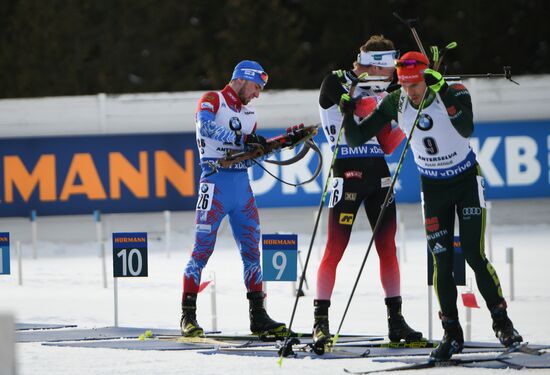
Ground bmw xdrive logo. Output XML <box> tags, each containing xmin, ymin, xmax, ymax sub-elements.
<box><xmin>417</xmin><ymin>114</ymin><xmax>433</xmax><ymax>131</ymax></box>
<box><xmin>201</xmin><ymin>184</ymin><xmax>209</xmax><ymax>193</ymax></box>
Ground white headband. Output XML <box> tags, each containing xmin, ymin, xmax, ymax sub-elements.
<box><xmin>357</xmin><ymin>50</ymin><xmax>398</xmax><ymax>67</ymax></box>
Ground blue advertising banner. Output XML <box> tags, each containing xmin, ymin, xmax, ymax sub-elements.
<box><xmin>0</xmin><ymin>232</ymin><xmax>10</xmax><ymax>275</ymax></box>
<box><xmin>250</xmin><ymin>120</ymin><xmax>550</xmax><ymax>206</ymax></box>
<box><xmin>0</xmin><ymin>119</ymin><xmax>548</xmax><ymax>217</ymax></box>
<box><xmin>0</xmin><ymin>133</ymin><xmax>199</xmax><ymax>216</ymax></box>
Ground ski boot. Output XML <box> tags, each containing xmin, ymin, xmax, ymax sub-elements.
<box><xmin>312</xmin><ymin>299</ymin><xmax>331</xmax><ymax>355</ymax></box>
<box><xmin>180</xmin><ymin>293</ymin><xmax>205</xmax><ymax>337</ymax></box>
<box><xmin>247</xmin><ymin>291</ymin><xmax>288</xmax><ymax>339</ymax></box>
<box><xmin>385</xmin><ymin>296</ymin><xmax>423</xmax><ymax>342</ymax></box>
<box><xmin>430</xmin><ymin>315</ymin><xmax>464</xmax><ymax>361</ymax></box>
<box><xmin>491</xmin><ymin>302</ymin><xmax>523</xmax><ymax>347</ymax></box>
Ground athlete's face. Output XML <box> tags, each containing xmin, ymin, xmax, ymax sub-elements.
<box><xmin>368</xmin><ymin>65</ymin><xmax>395</xmax><ymax>79</ymax></box>
<box><xmin>237</xmin><ymin>80</ymin><xmax>262</xmax><ymax>105</ymax></box>
<box><xmin>401</xmin><ymin>81</ymin><xmax>427</xmax><ymax>106</ymax></box>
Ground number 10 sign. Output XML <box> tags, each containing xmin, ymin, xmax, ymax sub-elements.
<box><xmin>112</xmin><ymin>232</ymin><xmax>148</xmax><ymax>277</ymax></box>
<box><xmin>262</xmin><ymin>234</ymin><xmax>297</xmax><ymax>281</ymax></box>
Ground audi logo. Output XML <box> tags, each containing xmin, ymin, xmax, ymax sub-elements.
<box><xmin>462</xmin><ymin>207</ymin><xmax>482</xmax><ymax>216</ymax></box>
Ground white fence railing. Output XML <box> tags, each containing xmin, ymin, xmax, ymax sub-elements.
<box><xmin>1</xmin><ymin>75</ymin><xmax>549</xmax><ymax>138</ymax></box>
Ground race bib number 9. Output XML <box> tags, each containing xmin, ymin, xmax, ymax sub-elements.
<box><xmin>329</xmin><ymin>177</ymin><xmax>343</xmax><ymax>208</ymax></box>
<box><xmin>197</xmin><ymin>183</ymin><xmax>215</xmax><ymax>211</ymax></box>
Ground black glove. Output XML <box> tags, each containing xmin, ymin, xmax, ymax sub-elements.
<box><xmin>233</xmin><ymin>130</ymin><xmax>243</xmax><ymax>146</ymax></box>
<box><xmin>244</xmin><ymin>133</ymin><xmax>267</xmax><ymax>149</ymax></box>
<box><xmin>339</xmin><ymin>93</ymin><xmax>357</xmax><ymax>115</ymax></box>
<box><xmin>285</xmin><ymin>123</ymin><xmax>305</xmax><ymax>145</ymax></box>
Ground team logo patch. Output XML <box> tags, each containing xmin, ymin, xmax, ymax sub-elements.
<box><xmin>417</xmin><ymin>113</ymin><xmax>433</xmax><ymax>131</ymax></box>
<box><xmin>196</xmin><ymin>224</ymin><xmax>212</xmax><ymax>233</ymax></box>
<box><xmin>344</xmin><ymin>192</ymin><xmax>357</xmax><ymax>201</ymax></box>
<box><xmin>344</xmin><ymin>170</ymin><xmax>363</xmax><ymax>179</ymax></box>
<box><xmin>229</xmin><ymin>117</ymin><xmax>242</xmax><ymax>130</ymax></box>
<box><xmin>204</xmin><ymin>93</ymin><xmax>216</xmax><ymax>101</ymax></box>
<box><xmin>425</xmin><ymin>217</ymin><xmax>439</xmax><ymax>232</ymax></box>
<box><xmin>462</xmin><ymin>207</ymin><xmax>482</xmax><ymax>219</ymax></box>
<box><xmin>339</xmin><ymin>213</ymin><xmax>354</xmax><ymax>225</ymax></box>
<box><xmin>446</xmin><ymin>105</ymin><xmax>457</xmax><ymax>116</ymax></box>
<box><xmin>200</xmin><ymin>102</ymin><xmax>214</xmax><ymax>111</ymax></box>
<box><xmin>431</xmin><ymin>242</ymin><xmax>447</xmax><ymax>254</ymax></box>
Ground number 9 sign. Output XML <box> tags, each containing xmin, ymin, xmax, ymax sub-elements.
<box><xmin>262</xmin><ymin>234</ymin><xmax>297</xmax><ymax>282</ymax></box>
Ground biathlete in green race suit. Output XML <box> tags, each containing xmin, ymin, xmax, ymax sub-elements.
<box><xmin>339</xmin><ymin>51</ymin><xmax>523</xmax><ymax>361</ymax></box>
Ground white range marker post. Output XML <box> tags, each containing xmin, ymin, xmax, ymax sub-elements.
<box><xmin>112</xmin><ymin>232</ymin><xmax>149</xmax><ymax>327</ymax></box>
<box><xmin>94</xmin><ymin>210</ymin><xmax>102</xmax><ymax>256</ymax></box>
<box><xmin>164</xmin><ymin>210</ymin><xmax>171</xmax><ymax>258</ymax></box>
<box><xmin>30</xmin><ymin>210</ymin><xmax>37</xmax><ymax>259</ymax></box>
<box><xmin>17</xmin><ymin>241</ymin><xmax>22</xmax><ymax>286</ymax></box>
<box><xmin>506</xmin><ymin>247</ymin><xmax>515</xmax><ymax>301</ymax></box>
<box><xmin>0</xmin><ymin>313</ymin><xmax>16</xmax><ymax>375</ymax></box>
<box><xmin>95</xmin><ymin>211</ymin><xmax>108</xmax><ymax>288</ymax></box>
<box><xmin>464</xmin><ymin>279</ymin><xmax>473</xmax><ymax>342</ymax></box>
<box><xmin>210</xmin><ymin>272</ymin><xmax>218</xmax><ymax>332</ymax></box>
<box><xmin>398</xmin><ymin>209</ymin><xmax>407</xmax><ymax>262</ymax></box>
<box><xmin>427</xmin><ymin>286</ymin><xmax>433</xmax><ymax>341</ymax></box>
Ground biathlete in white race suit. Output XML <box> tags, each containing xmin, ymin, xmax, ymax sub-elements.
<box><xmin>181</xmin><ymin>60</ymin><xmax>287</xmax><ymax>338</ymax></box>
<box><xmin>340</xmin><ymin>51</ymin><xmax>523</xmax><ymax>360</ymax></box>
<box><xmin>313</xmin><ymin>35</ymin><xmax>422</xmax><ymax>348</ymax></box>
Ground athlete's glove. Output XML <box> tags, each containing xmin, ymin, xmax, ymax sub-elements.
<box><xmin>339</xmin><ymin>93</ymin><xmax>357</xmax><ymax>115</ymax></box>
<box><xmin>244</xmin><ymin>133</ymin><xmax>267</xmax><ymax>149</ymax></box>
<box><xmin>423</xmin><ymin>68</ymin><xmax>448</xmax><ymax>93</ymax></box>
<box><xmin>334</xmin><ymin>69</ymin><xmax>367</xmax><ymax>87</ymax></box>
<box><xmin>286</xmin><ymin>123</ymin><xmax>305</xmax><ymax>145</ymax></box>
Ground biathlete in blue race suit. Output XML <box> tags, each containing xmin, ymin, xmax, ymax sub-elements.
<box><xmin>180</xmin><ymin>60</ymin><xmax>288</xmax><ymax>338</ymax></box>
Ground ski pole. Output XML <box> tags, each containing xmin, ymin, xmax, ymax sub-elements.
<box><xmin>433</xmin><ymin>42</ymin><xmax>457</xmax><ymax>71</ymax></box>
<box><xmin>393</xmin><ymin>13</ymin><xmax>428</xmax><ymax>57</ymax></box>
<box><xmin>277</xmin><ymin>76</ymin><xmax>365</xmax><ymax>363</ymax></box>
<box><xmin>333</xmin><ymin>86</ymin><xmax>432</xmax><ymax>343</ymax></box>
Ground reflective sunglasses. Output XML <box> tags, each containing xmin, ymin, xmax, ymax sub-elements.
<box><xmin>394</xmin><ymin>59</ymin><xmax>427</xmax><ymax>68</ymax></box>
<box><xmin>260</xmin><ymin>71</ymin><xmax>269</xmax><ymax>84</ymax></box>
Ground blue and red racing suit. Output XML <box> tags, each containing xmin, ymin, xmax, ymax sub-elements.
<box><xmin>183</xmin><ymin>85</ymin><xmax>264</xmax><ymax>295</ymax></box>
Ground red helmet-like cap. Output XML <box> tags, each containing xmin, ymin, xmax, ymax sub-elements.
<box><xmin>396</xmin><ymin>51</ymin><xmax>429</xmax><ymax>83</ymax></box>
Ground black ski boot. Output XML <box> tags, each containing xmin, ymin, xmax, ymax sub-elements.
<box><xmin>385</xmin><ymin>296</ymin><xmax>423</xmax><ymax>342</ymax></box>
<box><xmin>430</xmin><ymin>315</ymin><xmax>464</xmax><ymax>361</ymax></box>
<box><xmin>491</xmin><ymin>302</ymin><xmax>523</xmax><ymax>347</ymax></box>
<box><xmin>180</xmin><ymin>293</ymin><xmax>204</xmax><ymax>337</ymax></box>
<box><xmin>247</xmin><ymin>291</ymin><xmax>288</xmax><ymax>339</ymax></box>
<box><xmin>312</xmin><ymin>299</ymin><xmax>331</xmax><ymax>355</ymax></box>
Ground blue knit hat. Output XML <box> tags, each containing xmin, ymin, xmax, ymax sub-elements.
<box><xmin>231</xmin><ymin>60</ymin><xmax>268</xmax><ymax>88</ymax></box>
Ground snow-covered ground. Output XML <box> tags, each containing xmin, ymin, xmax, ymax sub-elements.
<box><xmin>1</xmin><ymin>201</ymin><xmax>550</xmax><ymax>375</ymax></box>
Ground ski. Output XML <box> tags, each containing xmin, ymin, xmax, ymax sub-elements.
<box><xmin>502</xmin><ymin>341</ymin><xmax>543</xmax><ymax>356</ymax></box>
<box><xmin>343</xmin><ymin>355</ymin><xmax>512</xmax><ymax>374</ymax></box>
<box><xmin>343</xmin><ymin>340</ymin><xmax>436</xmax><ymax>349</ymax></box>
<box><xmin>157</xmin><ymin>335</ymin><xmax>256</xmax><ymax>347</ymax></box>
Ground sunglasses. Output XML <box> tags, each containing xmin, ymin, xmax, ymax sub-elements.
<box><xmin>260</xmin><ymin>71</ymin><xmax>269</xmax><ymax>84</ymax></box>
<box><xmin>394</xmin><ymin>59</ymin><xmax>428</xmax><ymax>68</ymax></box>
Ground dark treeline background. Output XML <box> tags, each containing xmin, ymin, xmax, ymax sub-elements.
<box><xmin>1</xmin><ymin>0</ymin><xmax>549</xmax><ymax>98</ymax></box>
